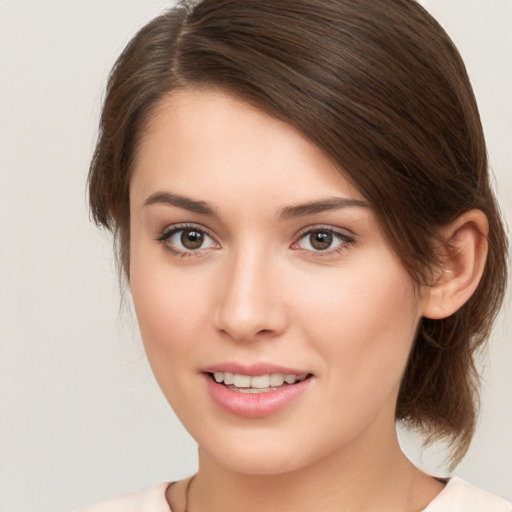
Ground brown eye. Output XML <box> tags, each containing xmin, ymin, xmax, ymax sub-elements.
<box><xmin>181</xmin><ymin>229</ymin><xmax>204</xmax><ymax>250</ymax></box>
<box><xmin>295</xmin><ymin>227</ymin><xmax>351</xmax><ymax>253</ymax></box>
<box><xmin>159</xmin><ymin>225</ymin><xmax>217</xmax><ymax>254</ymax></box>
<box><xmin>309</xmin><ymin>230</ymin><xmax>333</xmax><ymax>250</ymax></box>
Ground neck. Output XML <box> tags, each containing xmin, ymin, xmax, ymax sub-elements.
<box><xmin>188</xmin><ymin>425</ymin><xmax>440</xmax><ymax>512</ymax></box>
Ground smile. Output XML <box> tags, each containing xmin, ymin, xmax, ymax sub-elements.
<box><xmin>205</xmin><ymin>369</ymin><xmax>313</xmax><ymax>418</ymax></box>
<box><xmin>211</xmin><ymin>372</ymin><xmax>309</xmax><ymax>393</ymax></box>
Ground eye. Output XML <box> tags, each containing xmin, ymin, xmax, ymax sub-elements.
<box><xmin>157</xmin><ymin>224</ymin><xmax>218</xmax><ymax>254</ymax></box>
<box><xmin>294</xmin><ymin>227</ymin><xmax>353</xmax><ymax>253</ymax></box>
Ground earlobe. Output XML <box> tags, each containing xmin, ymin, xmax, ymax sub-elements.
<box><xmin>423</xmin><ymin>210</ymin><xmax>489</xmax><ymax>320</ymax></box>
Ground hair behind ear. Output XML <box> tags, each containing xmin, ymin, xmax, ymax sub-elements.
<box><xmin>398</xmin><ymin>205</ymin><xmax>506</xmax><ymax>468</ymax></box>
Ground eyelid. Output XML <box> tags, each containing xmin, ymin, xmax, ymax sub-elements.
<box><xmin>292</xmin><ymin>224</ymin><xmax>355</xmax><ymax>241</ymax></box>
<box><xmin>157</xmin><ymin>222</ymin><xmax>214</xmax><ymax>239</ymax></box>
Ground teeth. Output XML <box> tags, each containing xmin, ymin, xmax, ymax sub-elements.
<box><xmin>233</xmin><ymin>374</ymin><xmax>251</xmax><ymax>388</ymax></box>
<box><xmin>269</xmin><ymin>374</ymin><xmax>285</xmax><ymax>386</ymax></box>
<box><xmin>211</xmin><ymin>371</ymin><xmax>308</xmax><ymax>389</ymax></box>
<box><xmin>251</xmin><ymin>375</ymin><xmax>270</xmax><ymax>389</ymax></box>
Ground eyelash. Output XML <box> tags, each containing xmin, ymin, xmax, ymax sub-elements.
<box><xmin>155</xmin><ymin>223</ymin><xmax>356</xmax><ymax>259</ymax></box>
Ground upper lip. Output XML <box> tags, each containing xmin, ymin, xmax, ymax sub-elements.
<box><xmin>203</xmin><ymin>362</ymin><xmax>311</xmax><ymax>376</ymax></box>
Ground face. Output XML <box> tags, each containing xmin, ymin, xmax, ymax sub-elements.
<box><xmin>129</xmin><ymin>88</ymin><xmax>427</xmax><ymax>475</ymax></box>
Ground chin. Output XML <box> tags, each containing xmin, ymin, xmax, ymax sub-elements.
<box><xmin>206</xmin><ymin>445</ymin><xmax>313</xmax><ymax>476</ymax></box>
<box><xmin>196</xmin><ymin>426</ymin><xmax>339</xmax><ymax>477</ymax></box>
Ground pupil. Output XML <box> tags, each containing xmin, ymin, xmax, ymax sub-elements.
<box><xmin>181</xmin><ymin>229</ymin><xmax>204</xmax><ymax>249</ymax></box>
<box><xmin>311</xmin><ymin>231</ymin><xmax>332</xmax><ymax>250</ymax></box>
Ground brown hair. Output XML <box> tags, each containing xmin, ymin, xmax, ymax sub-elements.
<box><xmin>89</xmin><ymin>0</ymin><xmax>508</xmax><ymax>467</ymax></box>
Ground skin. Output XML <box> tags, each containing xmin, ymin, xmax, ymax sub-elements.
<box><xmin>129</xmin><ymin>88</ymin><xmax>448</xmax><ymax>512</ymax></box>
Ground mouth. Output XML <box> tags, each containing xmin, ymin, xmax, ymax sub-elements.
<box><xmin>208</xmin><ymin>371</ymin><xmax>311</xmax><ymax>393</ymax></box>
<box><xmin>204</xmin><ymin>366</ymin><xmax>314</xmax><ymax>417</ymax></box>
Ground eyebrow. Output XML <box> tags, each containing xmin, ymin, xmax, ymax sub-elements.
<box><xmin>143</xmin><ymin>191</ymin><xmax>369</xmax><ymax>220</ymax></box>
<box><xmin>277</xmin><ymin>197</ymin><xmax>370</xmax><ymax>220</ymax></box>
<box><xmin>143</xmin><ymin>191</ymin><xmax>220</xmax><ymax>217</ymax></box>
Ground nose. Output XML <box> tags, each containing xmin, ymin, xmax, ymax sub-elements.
<box><xmin>213</xmin><ymin>246</ymin><xmax>288</xmax><ymax>342</ymax></box>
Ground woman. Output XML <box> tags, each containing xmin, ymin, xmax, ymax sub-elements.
<box><xmin>81</xmin><ymin>0</ymin><xmax>510</xmax><ymax>510</ymax></box>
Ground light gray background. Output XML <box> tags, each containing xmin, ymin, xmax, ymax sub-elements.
<box><xmin>0</xmin><ymin>1</ymin><xmax>510</xmax><ymax>511</ymax></box>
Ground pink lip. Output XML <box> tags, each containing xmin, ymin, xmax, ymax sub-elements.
<box><xmin>203</xmin><ymin>362</ymin><xmax>309</xmax><ymax>376</ymax></box>
<box><xmin>204</xmin><ymin>370</ymin><xmax>313</xmax><ymax>419</ymax></box>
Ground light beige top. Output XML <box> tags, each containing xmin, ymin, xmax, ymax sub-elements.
<box><xmin>77</xmin><ymin>477</ymin><xmax>512</xmax><ymax>512</ymax></box>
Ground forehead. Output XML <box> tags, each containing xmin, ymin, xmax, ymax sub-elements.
<box><xmin>130</xmin><ymin>87</ymin><xmax>364</xmax><ymax>208</ymax></box>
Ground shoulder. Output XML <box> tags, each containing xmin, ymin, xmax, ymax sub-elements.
<box><xmin>75</xmin><ymin>482</ymin><xmax>171</xmax><ymax>512</ymax></box>
<box><xmin>423</xmin><ymin>477</ymin><xmax>512</xmax><ymax>512</ymax></box>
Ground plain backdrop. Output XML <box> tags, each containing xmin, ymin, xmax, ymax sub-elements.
<box><xmin>0</xmin><ymin>1</ymin><xmax>511</xmax><ymax>511</ymax></box>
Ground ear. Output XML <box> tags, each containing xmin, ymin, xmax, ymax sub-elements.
<box><xmin>423</xmin><ymin>210</ymin><xmax>489</xmax><ymax>320</ymax></box>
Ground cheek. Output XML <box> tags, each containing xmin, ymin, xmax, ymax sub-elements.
<box><xmin>129</xmin><ymin>263</ymin><xmax>216</xmax><ymax>426</ymax></box>
<box><xmin>296</xmin><ymin>259</ymin><xmax>420</xmax><ymax>400</ymax></box>
<box><xmin>131</xmin><ymin>274</ymin><xmax>202</xmax><ymax>342</ymax></box>
<box><xmin>129</xmin><ymin>244</ymin><xmax>212</xmax><ymax>373</ymax></box>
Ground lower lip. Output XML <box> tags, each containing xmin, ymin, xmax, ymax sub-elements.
<box><xmin>205</xmin><ymin>374</ymin><xmax>312</xmax><ymax>418</ymax></box>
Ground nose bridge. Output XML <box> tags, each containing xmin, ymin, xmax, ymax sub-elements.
<box><xmin>215</xmin><ymin>240</ymin><xmax>287</xmax><ymax>341</ymax></box>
